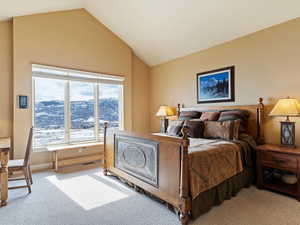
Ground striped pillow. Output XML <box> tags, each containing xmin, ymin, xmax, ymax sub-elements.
<box><xmin>178</xmin><ymin>111</ymin><xmax>201</xmax><ymax>120</ymax></box>
<box><xmin>218</xmin><ymin>110</ymin><xmax>250</xmax><ymax>133</ymax></box>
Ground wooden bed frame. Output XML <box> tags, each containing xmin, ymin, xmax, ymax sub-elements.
<box><xmin>103</xmin><ymin>98</ymin><xmax>265</xmax><ymax>225</ymax></box>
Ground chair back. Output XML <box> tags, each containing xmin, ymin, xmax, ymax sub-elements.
<box><xmin>24</xmin><ymin>127</ymin><xmax>33</xmax><ymax>167</ymax></box>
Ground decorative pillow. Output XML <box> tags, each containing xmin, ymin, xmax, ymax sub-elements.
<box><xmin>178</xmin><ymin>111</ymin><xmax>201</xmax><ymax>120</ymax></box>
<box><xmin>218</xmin><ymin>110</ymin><xmax>250</xmax><ymax>133</ymax></box>
<box><xmin>183</xmin><ymin>119</ymin><xmax>204</xmax><ymax>138</ymax></box>
<box><xmin>167</xmin><ymin>120</ymin><xmax>184</xmax><ymax>136</ymax></box>
<box><xmin>232</xmin><ymin>119</ymin><xmax>241</xmax><ymax>140</ymax></box>
<box><xmin>203</xmin><ymin>120</ymin><xmax>235</xmax><ymax>140</ymax></box>
<box><xmin>200</xmin><ymin>111</ymin><xmax>220</xmax><ymax>121</ymax></box>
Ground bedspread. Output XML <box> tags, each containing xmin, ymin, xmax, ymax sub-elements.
<box><xmin>188</xmin><ymin>138</ymin><xmax>243</xmax><ymax>199</ymax></box>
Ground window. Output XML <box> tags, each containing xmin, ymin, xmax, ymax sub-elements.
<box><xmin>70</xmin><ymin>81</ymin><xmax>96</xmax><ymax>142</ymax></box>
<box><xmin>32</xmin><ymin>65</ymin><xmax>124</xmax><ymax>150</ymax></box>
<box><xmin>99</xmin><ymin>83</ymin><xmax>123</xmax><ymax>133</ymax></box>
<box><xmin>33</xmin><ymin>78</ymin><xmax>65</xmax><ymax>146</ymax></box>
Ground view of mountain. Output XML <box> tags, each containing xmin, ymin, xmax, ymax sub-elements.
<box><xmin>35</xmin><ymin>98</ymin><xmax>119</xmax><ymax>129</ymax></box>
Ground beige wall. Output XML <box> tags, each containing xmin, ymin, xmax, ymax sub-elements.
<box><xmin>132</xmin><ymin>55</ymin><xmax>150</xmax><ymax>133</ymax></box>
<box><xmin>11</xmin><ymin>9</ymin><xmax>149</xmax><ymax>165</ymax></box>
<box><xmin>150</xmin><ymin>17</ymin><xmax>300</xmax><ymax>145</ymax></box>
<box><xmin>0</xmin><ymin>20</ymin><xmax>13</xmax><ymax>138</ymax></box>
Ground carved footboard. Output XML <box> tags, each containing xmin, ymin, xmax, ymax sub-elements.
<box><xmin>114</xmin><ymin>135</ymin><xmax>159</xmax><ymax>187</ymax></box>
<box><xmin>103</xmin><ymin>126</ymin><xmax>191</xmax><ymax>225</ymax></box>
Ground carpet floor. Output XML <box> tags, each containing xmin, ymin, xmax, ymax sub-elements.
<box><xmin>1</xmin><ymin>168</ymin><xmax>300</xmax><ymax>225</ymax></box>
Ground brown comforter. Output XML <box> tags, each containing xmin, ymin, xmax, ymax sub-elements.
<box><xmin>188</xmin><ymin>138</ymin><xmax>243</xmax><ymax>199</ymax></box>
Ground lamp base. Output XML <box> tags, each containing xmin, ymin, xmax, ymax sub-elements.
<box><xmin>160</xmin><ymin>118</ymin><xmax>169</xmax><ymax>133</ymax></box>
<box><xmin>280</xmin><ymin>121</ymin><xmax>296</xmax><ymax>148</ymax></box>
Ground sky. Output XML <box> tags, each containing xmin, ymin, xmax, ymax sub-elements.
<box><xmin>35</xmin><ymin>77</ymin><xmax>120</xmax><ymax>102</ymax></box>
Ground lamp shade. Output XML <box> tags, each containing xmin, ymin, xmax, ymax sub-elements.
<box><xmin>269</xmin><ymin>97</ymin><xmax>300</xmax><ymax>117</ymax></box>
<box><xmin>156</xmin><ymin>105</ymin><xmax>174</xmax><ymax>117</ymax></box>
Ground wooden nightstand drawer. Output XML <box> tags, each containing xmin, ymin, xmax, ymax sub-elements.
<box><xmin>261</xmin><ymin>151</ymin><xmax>297</xmax><ymax>170</ymax></box>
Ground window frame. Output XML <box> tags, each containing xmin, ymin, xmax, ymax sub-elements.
<box><xmin>32</xmin><ymin>65</ymin><xmax>124</xmax><ymax>151</ymax></box>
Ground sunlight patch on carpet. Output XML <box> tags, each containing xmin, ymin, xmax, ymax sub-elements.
<box><xmin>47</xmin><ymin>175</ymin><xmax>129</xmax><ymax>210</ymax></box>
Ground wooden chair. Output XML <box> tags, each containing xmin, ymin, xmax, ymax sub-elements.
<box><xmin>8</xmin><ymin>127</ymin><xmax>33</xmax><ymax>193</ymax></box>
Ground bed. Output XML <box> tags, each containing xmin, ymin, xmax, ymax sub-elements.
<box><xmin>102</xmin><ymin>98</ymin><xmax>265</xmax><ymax>225</ymax></box>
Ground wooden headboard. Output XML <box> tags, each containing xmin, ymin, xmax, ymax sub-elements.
<box><xmin>177</xmin><ymin>98</ymin><xmax>265</xmax><ymax>144</ymax></box>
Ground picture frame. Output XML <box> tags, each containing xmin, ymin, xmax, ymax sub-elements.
<box><xmin>196</xmin><ymin>66</ymin><xmax>235</xmax><ymax>104</ymax></box>
<box><xmin>18</xmin><ymin>95</ymin><xmax>28</xmax><ymax>109</ymax></box>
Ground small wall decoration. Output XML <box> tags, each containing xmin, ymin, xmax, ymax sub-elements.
<box><xmin>18</xmin><ymin>95</ymin><xmax>28</xmax><ymax>109</ymax></box>
<box><xmin>197</xmin><ymin>66</ymin><xmax>235</xmax><ymax>104</ymax></box>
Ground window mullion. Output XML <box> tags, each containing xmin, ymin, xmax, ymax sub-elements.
<box><xmin>32</xmin><ymin>78</ymin><xmax>35</xmax><ymax>128</ymax></box>
<box><xmin>65</xmin><ymin>80</ymin><xmax>70</xmax><ymax>144</ymax></box>
<box><xmin>120</xmin><ymin>85</ymin><xmax>124</xmax><ymax>130</ymax></box>
<box><xmin>32</xmin><ymin>78</ymin><xmax>36</xmax><ymax>148</ymax></box>
<box><xmin>94</xmin><ymin>83</ymin><xmax>99</xmax><ymax>141</ymax></box>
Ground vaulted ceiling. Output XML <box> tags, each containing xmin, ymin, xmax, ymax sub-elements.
<box><xmin>1</xmin><ymin>0</ymin><xmax>300</xmax><ymax>66</ymax></box>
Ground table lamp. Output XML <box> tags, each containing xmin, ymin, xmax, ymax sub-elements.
<box><xmin>156</xmin><ymin>105</ymin><xmax>174</xmax><ymax>133</ymax></box>
<box><xmin>269</xmin><ymin>97</ymin><xmax>300</xmax><ymax>147</ymax></box>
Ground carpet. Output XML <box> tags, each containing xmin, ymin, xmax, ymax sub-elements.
<box><xmin>1</xmin><ymin>168</ymin><xmax>300</xmax><ymax>225</ymax></box>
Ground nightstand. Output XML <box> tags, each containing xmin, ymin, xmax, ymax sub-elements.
<box><xmin>256</xmin><ymin>144</ymin><xmax>300</xmax><ymax>201</ymax></box>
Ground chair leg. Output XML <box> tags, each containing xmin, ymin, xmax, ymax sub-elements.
<box><xmin>23</xmin><ymin>167</ymin><xmax>31</xmax><ymax>194</ymax></box>
<box><xmin>28</xmin><ymin>166</ymin><xmax>33</xmax><ymax>185</ymax></box>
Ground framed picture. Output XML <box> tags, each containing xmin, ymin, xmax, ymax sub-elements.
<box><xmin>197</xmin><ymin>66</ymin><xmax>235</xmax><ymax>104</ymax></box>
<box><xmin>18</xmin><ymin>95</ymin><xmax>28</xmax><ymax>109</ymax></box>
